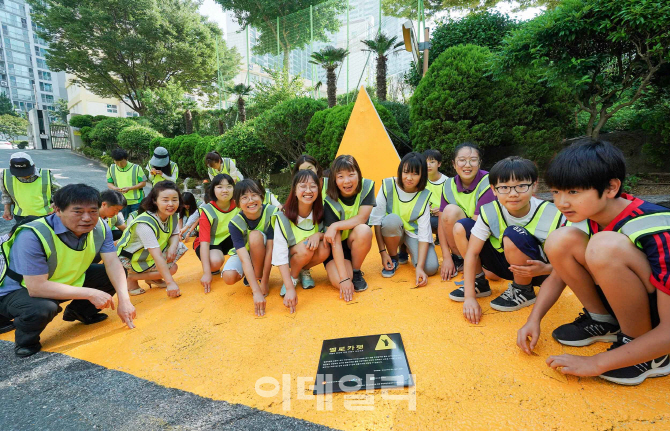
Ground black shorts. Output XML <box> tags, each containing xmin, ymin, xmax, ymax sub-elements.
<box><xmin>195</xmin><ymin>237</ymin><xmax>234</xmax><ymax>261</ymax></box>
<box><xmin>324</xmin><ymin>239</ymin><xmax>352</xmax><ymax>266</ymax></box>
<box><xmin>111</xmin><ymin>230</ymin><xmax>123</xmax><ymax>241</ymax></box>
<box><xmin>596</xmin><ymin>285</ymin><xmax>660</xmax><ymax>328</ymax></box>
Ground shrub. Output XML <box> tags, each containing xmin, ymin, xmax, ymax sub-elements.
<box><xmin>218</xmin><ymin>119</ymin><xmax>278</xmax><ymax>183</ymax></box>
<box><xmin>69</xmin><ymin>114</ymin><xmax>94</xmax><ymax>128</ymax></box>
<box><xmin>118</xmin><ymin>125</ymin><xmax>162</xmax><ymax>161</ymax></box>
<box><xmin>17</xmin><ymin>140</ymin><xmax>28</xmax><ymax>149</ymax></box>
<box><xmin>254</xmin><ymin>97</ymin><xmax>328</xmax><ymax>165</ymax></box>
<box><xmin>100</xmin><ymin>154</ymin><xmax>114</xmax><ymax>166</ymax></box>
<box><xmin>89</xmin><ymin>117</ymin><xmax>136</xmax><ymax>152</ymax></box>
<box><xmin>147</xmin><ymin>134</ymin><xmax>218</xmax><ymax>179</ymax></box>
<box><xmin>79</xmin><ymin>126</ymin><xmax>93</xmax><ymax>146</ymax></box>
<box><xmin>379</xmin><ymin>101</ymin><xmax>411</xmax><ymax>145</ymax></box>
<box><xmin>93</xmin><ymin>115</ymin><xmax>110</xmax><ymax>122</ymax></box>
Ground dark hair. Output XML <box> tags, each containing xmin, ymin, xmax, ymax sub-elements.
<box><xmin>422</xmin><ymin>149</ymin><xmax>442</xmax><ymax>163</ymax></box>
<box><xmin>292</xmin><ymin>154</ymin><xmax>322</xmax><ymax>179</ymax></box>
<box><xmin>327</xmin><ymin>155</ymin><xmax>362</xmax><ymax>200</ymax></box>
<box><xmin>233</xmin><ymin>179</ymin><xmax>265</xmax><ymax>204</ymax></box>
<box><xmin>489</xmin><ymin>156</ymin><xmax>538</xmax><ymax>186</ymax></box>
<box><xmin>397</xmin><ymin>152</ymin><xmax>428</xmax><ymax>191</ymax></box>
<box><xmin>180</xmin><ymin>191</ymin><xmax>198</xmax><ymax>219</ymax></box>
<box><xmin>140</xmin><ymin>181</ymin><xmax>182</xmax><ymax>214</ymax></box>
<box><xmin>283</xmin><ymin>169</ymin><xmax>324</xmax><ymax>225</ymax></box>
<box><xmin>205</xmin><ymin>151</ymin><xmax>223</xmax><ymax>167</ymax></box>
<box><xmin>53</xmin><ymin>184</ymin><xmax>101</xmax><ymax>211</ymax></box>
<box><xmin>453</xmin><ymin>142</ymin><xmax>482</xmax><ymax>161</ymax></box>
<box><xmin>100</xmin><ymin>190</ymin><xmax>127</xmax><ymax>208</ymax></box>
<box><xmin>207</xmin><ymin>173</ymin><xmax>235</xmax><ymax>203</ymax></box>
<box><xmin>151</xmin><ymin>161</ymin><xmax>172</xmax><ymax>177</ymax></box>
<box><xmin>545</xmin><ymin>139</ymin><xmax>626</xmax><ymax>198</ymax></box>
<box><xmin>111</xmin><ymin>148</ymin><xmax>128</xmax><ymax>161</ymax></box>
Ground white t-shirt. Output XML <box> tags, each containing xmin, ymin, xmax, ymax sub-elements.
<box><xmin>124</xmin><ymin>211</ymin><xmax>174</xmax><ymax>253</ymax></box>
<box><xmin>471</xmin><ymin>197</ymin><xmax>543</xmax><ymax>241</ymax></box>
<box><xmin>271</xmin><ymin>211</ymin><xmax>316</xmax><ymax>266</ymax></box>
<box><xmin>369</xmin><ymin>179</ymin><xmax>433</xmax><ymax>242</ymax></box>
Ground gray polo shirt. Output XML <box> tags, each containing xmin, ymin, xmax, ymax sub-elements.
<box><xmin>0</xmin><ymin>214</ymin><xmax>115</xmax><ymax>296</ymax></box>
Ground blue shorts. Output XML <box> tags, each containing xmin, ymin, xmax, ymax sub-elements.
<box><xmin>430</xmin><ymin>215</ymin><xmax>439</xmax><ymax>232</ymax></box>
<box><xmin>457</xmin><ymin>218</ymin><xmax>548</xmax><ymax>286</ymax></box>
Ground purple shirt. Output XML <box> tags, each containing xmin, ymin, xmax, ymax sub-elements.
<box><xmin>439</xmin><ymin>170</ymin><xmax>496</xmax><ymax>216</ymax></box>
<box><xmin>0</xmin><ymin>214</ymin><xmax>115</xmax><ymax>296</ymax></box>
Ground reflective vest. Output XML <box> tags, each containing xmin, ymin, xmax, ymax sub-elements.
<box><xmin>479</xmin><ymin>200</ymin><xmax>563</xmax><ymax>253</ymax></box>
<box><xmin>104</xmin><ymin>215</ymin><xmax>120</xmax><ymax>231</ymax></box>
<box><xmin>116</xmin><ymin>212</ymin><xmax>178</xmax><ymax>273</ymax></box>
<box><xmin>275</xmin><ymin>212</ymin><xmax>322</xmax><ymax>247</ymax></box>
<box><xmin>263</xmin><ymin>190</ymin><xmax>275</xmax><ymax>206</ymax></box>
<box><xmin>619</xmin><ymin>212</ymin><xmax>670</xmax><ymax>247</ymax></box>
<box><xmin>324</xmin><ymin>178</ymin><xmax>375</xmax><ymax>241</ymax></box>
<box><xmin>200</xmin><ymin>202</ymin><xmax>240</xmax><ymax>246</ymax></box>
<box><xmin>207</xmin><ymin>158</ymin><xmax>235</xmax><ymax>179</ymax></box>
<box><xmin>3</xmin><ymin>168</ymin><xmax>52</xmax><ymax>216</ymax></box>
<box><xmin>425</xmin><ymin>175</ymin><xmax>447</xmax><ymax>210</ymax></box>
<box><xmin>382</xmin><ymin>177</ymin><xmax>432</xmax><ymax>236</ymax></box>
<box><xmin>108</xmin><ymin>163</ymin><xmax>143</xmax><ymax>204</ymax></box>
<box><xmin>322</xmin><ymin>177</ymin><xmax>329</xmax><ymax>202</ymax></box>
<box><xmin>0</xmin><ymin>217</ymin><xmax>106</xmax><ymax>288</ymax></box>
<box><xmin>565</xmin><ymin>219</ymin><xmax>593</xmax><ymax>236</ymax></box>
<box><xmin>127</xmin><ymin>210</ymin><xmax>138</xmax><ymax>224</ymax></box>
<box><xmin>228</xmin><ymin>204</ymin><xmax>277</xmax><ymax>254</ymax></box>
<box><xmin>147</xmin><ymin>161</ymin><xmax>178</xmax><ymax>185</ymax></box>
<box><xmin>442</xmin><ymin>174</ymin><xmax>491</xmax><ymax>218</ymax></box>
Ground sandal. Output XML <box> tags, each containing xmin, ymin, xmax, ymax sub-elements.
<box><xmin>129</xmin><ymin>287</ymin><xmax>146</xmax><ymax>296</ymax></box>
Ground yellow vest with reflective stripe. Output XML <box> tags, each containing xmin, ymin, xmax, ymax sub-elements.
<box><xmin>441</xmin><ymin>174</ymin><xmax>490</xmax><ymax>218</ymax></box>
<box><xmin>3</xmin><ymin>168</ymin><xmax>52</xmax><ymax>216</ymax></box>
<box><xmin>0</xmin><ymin>217</ymin><xmax>105</xmax><ymax>287</ymax></box>
<box><xmin>147</xmin><ymin>161</ymin><xmax>178</xmax><ymax>185</ymax></box>
<box><xmin>275</xmin><ymin>212</ymin><xmax>321</xmax><ymax>247</ymax></box>
<box><xmin>229</xmin><ymin>204</ymin><xmax>277</xmax><ymax>254</ymax></box>
<box><xmin>116</xmin><ymin>212</ymin><xmax>178</xmax><ymax>273</ymax></box>
<box><xmin>425</xmin><ymin>175</ymin><xmax>447</xmax><ymax>209</ymax></box>
<box><xmin>200</xmin><ymin>203</ymin><xmax>240</xmax><ymax>246</ymax></box>
<box><xmin>479</xmin><ymin>200</ymin><xmax>563</xmax><ymax>253</ymax></box>
<box><xmin>324</xmin><ymin>178</ymin><xmax>375</xmax><ymax>241</ymax></box>
<box><xmin>207</xmin><ymin>158</ymin><xmax>235</xmax><ymax>179</ymax></box>
<box><xmin>382</xmin><ymin>178</ymin><xmax>432</xmax><ymax>235</ymax></box>
<box><xmin>321</xmin><ymin>177</ymin><xmax>329</xmax><ymax>203</ymax></box>
<box><xmin>565</xmin><ymin>219</ymin><xmax>593</xmax><ymax>236</ymax></box>
<box><xmin>619</xmin><ymin>212</ymin><xmax>670</xmax><ymax>247</ymax></box>
<box><xmin>108</xmin><ymin>163</ymin><xmax>143</xmax><ymax>204</ymax></box>
<box><xmin>263</xmin><ymin>190</ymin><xmax>276</xmax><ymax>206</ymax></box>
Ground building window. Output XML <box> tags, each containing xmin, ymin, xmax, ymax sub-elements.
<box><xmin>41</xmin><ymin>94</ymin><xmax>53</xmax><ymax>104</ymax></box>
<box><xmin>126</xmin><ymin>111</ymin><xmax>139</xmax><ymax>117</ymax></box>
<box><xmin>36</xmin><ymin>59</ymin><xmax>48</xmax><ymax>69</ymax></box>
<box><xmin>38</xmin><ymin>70</ymin><xmax>51</xmax><ymax>81</ymax></box>
<box><xmin>107</xmin><ymin>104</ymin><xmax>117</xmax><ymax>113</ymax></box>
<box><xmin>38</xmin><ymin>81</ymin><xmax>52</xmax><ymax>92</ymax></box>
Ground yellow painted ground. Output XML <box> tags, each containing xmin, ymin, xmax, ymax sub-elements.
<box><xmin>2</xmin><ymin>242</ymin><xmax>668</xmax><ymax>430</ymax></box>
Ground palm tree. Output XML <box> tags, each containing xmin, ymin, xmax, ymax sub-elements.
<box><xmin>309</xmin><ymin>46</ymin><xmax>349</xmax><ymax>108</ymax></box>
<box><xmin>361</xmin><ymin>33</ymin><xmax>405</xmax><ymax>101</ymax></box>
<box><xmin>227</xmin><ymin>83</ymin><xmax>253</xmax><ymax>122</ymax></box>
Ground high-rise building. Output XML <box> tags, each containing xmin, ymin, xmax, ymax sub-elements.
<box><xmin>0</xmin><ymin>0</ymin><xmax>67</xmax><ymax>121</ymax></box>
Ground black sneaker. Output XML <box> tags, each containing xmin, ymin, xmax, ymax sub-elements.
<box><xmin>448</xmin><ymin>277</ymin><xmax>491</xmax><ymax>302</ymax></box>
<box><xmin>552</xmin><ymin>308</ymin><xmax>620</xmax><ymax>347</ymax></box>
<box><xmin>489</xmin><ymin>283</ymin><xmax>536</xmax><ymax>311</ymax></box>
<box><xmin>352</xmin><ymin>270</ymin><xmax>368</xmax><ymax>292</ymax></box>
<box><xmin>243</xmin><ymin>277</ymin><xmax>249</xmax><ymax>287</ymax></box>
<box><xmin>599</xmin><ymin>333</ymin><xmax>670</xmax><ymax>385</ymax></box>
<box><xmin>451</xmin><ymin>254</ymin><xmax>464</xmax><ymax>273</ymax></box>
<box><xmin>398</xmin><ymin>251</ymin><xmax>409</xmax><ymax>265</ymax></box>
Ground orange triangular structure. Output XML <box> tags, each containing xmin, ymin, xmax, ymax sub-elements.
<box><xmin>336</xmin><ymin>86</ymin><xmax>401</xmax><ymax>193</ymax></box>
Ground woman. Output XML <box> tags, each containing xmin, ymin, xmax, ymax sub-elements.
<box><xmin>205</xmin><ymin>151</ymin><xmax>244</xmax><ymax>182</ymax></box>
<box><xmin>146</xmin><ymin>146</ymin><xmax>179</xmax><ymax>185</ymax></box>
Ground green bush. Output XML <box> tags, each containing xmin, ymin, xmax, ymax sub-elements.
<box><xmin>218</xmin><ymin>119</ymin><xmax>278</xmax><ymax>183</ymax></box>
<box><xmin>254</xmin><ymin>97</ymin><xmax>328</xmax><ymax>165</ymax></box>
<box><xmin>79</xmin><ymin>126</ymin><xmax>93</xmax><ymax>146</ymax></box>
<box><xmin>148</xmin><ymin>134</ymin><xmax>218</xmax><ymax>179</ymax></box>
<box><xmin>637</xmin><ymin>107</ymin><xmax>670</xmax><ymax>167</ymax></box>
<box><xmin>69</xmin><ymin>114</ymin><xmax>94</xmax><ymax>128</ymax></box>
<box><xmin>305</xmin><ymin>101</ymin><xmax>408</xmax><ymax>168</ymax></box>
<box><xmin>118</xmin><ymin>125</ymin><xmax>162</xmax><ymax>161</ymax></box>
<box><xmin>93</xmin><ymin>115</ymin><xmax>110</xmax><ymax>123</ymax></box>
<box><xmin>81</xmin><ymin>146</ymin><xmax>102</xmax><ymax>159</ymax></box>
<box><xmin>100</xmin><ymin>154</ymin><xmax>114</xmax><ymax>166</ymax></box>
<box><xmin>17</xmin><ymin>140</ymin><xmax>28</xmax><ymax>149</ymax></box>
<box><xmin>89</xmin><ymin>117</ymin><xmax>136</xmax><ymax>152</ymax></box>
<box><xmin>379</xmin><ymin>101</ymin><xmax>411</xmax><ymax>146</ymax></box>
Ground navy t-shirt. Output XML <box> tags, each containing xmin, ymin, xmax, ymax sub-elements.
<box><xmin>229</xmin><ymin>204</ymin><xmax>275</xmax><ymax>250</ymax></box>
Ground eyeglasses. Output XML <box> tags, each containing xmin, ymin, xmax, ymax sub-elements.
<box><xmin>456</xmin><ymin>158</ymin><xmax>480</xmax><ymax>167</ymax></box>
<box><xmin>494</xmin><ymin>184</ymin><xmax>533</xmax><ymax>194</ymax></box>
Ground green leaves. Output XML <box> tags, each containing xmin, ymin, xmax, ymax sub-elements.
<box><xmin>0</xmin><ymin>114</ymin><xmax>29</xmax><ymax>142</ymax></box>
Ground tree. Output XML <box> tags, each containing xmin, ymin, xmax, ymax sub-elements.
<box><xmin>215</xmin><ymin>0</ymin><xmax>345</xmax><ymax>72</ymax></box>
<box><xmin>117</xmin><ymin>125</ymin><xmax>163</xmax><ymax>161</ymax></box>
<box><xmin>252</xmin><ymin>68</ymin><xmax>308</xmax><ymax>113</ymax></box>
<box><xmin>310</xmin><ymin>46</ymin><xmax>349</xmax><ymax>108</ymax></box>
<box><xmin>0</xmin><ymin>114</ymin><xmax>29</xmax><ymax>143</ymax></box>
<box><xmin>29</xmin><ymin>0</ymin><xmax>233</xmax><ymax>115</ymax></box>
<box><xmin>0</xmin><ymin>93</ymin><xmax>16</xmax><ymax>116</ymax></box>
<box><xmin>498</xmin><ymin>0</ymin><xmax>670</xmax><ymax>140</ymax></box>
<box><xmin>54</xmin><ymin>99</ymin><xmax>70</xmax><ymax>124</ymax></box>
<box><xmin>383</xmin><ymin>0</ymin><xmax>561</xmax><ymax>21</ymax></box>
<box><xmin>227</xmin><ymin>84</ymin><xmax>253</xmax><ymax>122</ymax></box>
<box><xmin>362</xmin><ymin>33</ymin><xmax>405</xmax><ymax>101</ymax></box>
<box><xmin>139</xmin><ymin>83</ymin><xmax>192</xmax><ymax>137</ymax></box>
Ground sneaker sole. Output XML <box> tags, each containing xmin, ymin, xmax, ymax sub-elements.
<box><xmin>381</xmin><ymin>271</ymin><xmax>396</xmax><ymax>278</ymax></box>
<box><xmin>552</xmin><ymin>333</ymin><xmax>619</xmax><ymax>347</ymax></box>
<box><xmin>490</xmin><ymin>297</ymin><xmax>536</xmax><ymax>312</ymax></box>
<box><xmin>599</xmin><ymin>363</ymin><xmax>670</xmax><ymax>386</ymax></box>
<box><xmin>398</xmin><ymin>260</ymin><xmax>409</xmax><ymax>265</ymax></box>
<box><xmin>302</xmin><ymin>284</ymin><xmax>315</xmax><ymax>289</ymax></box>
<box><xmin>448</xmin><ymin>291</ymin><xmax>492</xmax><ymax>302</ymax></box>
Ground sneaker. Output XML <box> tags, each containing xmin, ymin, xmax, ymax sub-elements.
<box><xmin>448</xmin><ymin>277</ymin><xmax>492</xmax><ymax>302</ymax></box>
<box><xmin>552</xmin><ymin>308</ymin><xmax>620</xmax><ymax>347</ymax></box>
<box><xmin>489</xmin><ymin>283</ymin><xmax>536</xmax><ymax>311</ymax></box>
<box><xmin>300</xmin><ymin>269</ymin><xmax>315</xmax><ymax>289</ymax></box>
<box><xmin>212</xmin><ymin>269</ymin><xmax>222</xmax><ymax>276</ymax></box>
<box><xmin>451</xmin><ymin>254</ymin><xmax>464</xmax><ymax>273</ymax></box>
<box><xmin>281</xmin><ymin>276</ymin><xmax>298</xmax><ymax>297</ymax></box>
<box><xmin>381</xmin><ymin>259</ymin><xmax>399</xmax><ymax>278</ymax></box>
<box><xmin>599</xmin><ymin>333</ymin><xmax>670</xmax><ymax>385</ymax></box>
<box><xmin>398</xmin><ymin>251</ymin><xmax>409</xmax><ymax>265</ymax></box>
<box><xmin>352</xmin><ymin>270</ymin><xmax>368</xmax><ymax>292</ymax></box>
<box><xmin>243</xmin><ymin>277</ymin><xmax>249</xmax><ymax>287</ymax></box>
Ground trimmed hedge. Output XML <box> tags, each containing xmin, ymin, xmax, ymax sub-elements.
<box><xmin>69</xmin><ymin>114</ymin><xmax>94</xmax><ymax>128</ymax></box>
<box><xmin>149</xmin><ymin>134</ymin><xmax>218</xmax><ymax>179</ymax></box>
<box><xmin>118</xmin><ymin>125</ymin><xmax>162</xmax><ymax>161</ymax></box>
<box><xmin>217</xmin><ymin>119</ymin><xmax>279</xmax><ymax>183</ymax></box>
<box><xmin>89</xmin><ymin>117</ymin><xmax>136</xmax><ymax>152</ymax></box>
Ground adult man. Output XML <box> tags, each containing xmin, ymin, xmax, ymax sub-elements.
<box><xmin>2</xmin><ymin>152</ymin><xmax>60</xmax><ymax>224</ymax></box>
<box><xmin>107</xmin><ymin>148</ymin><xmax>147</xmax><ymax>219</ymax></box>
<box><xmin>0</xmin><ymin>184</ymin><xmax>136</xmax><ymax>357</ymax></box>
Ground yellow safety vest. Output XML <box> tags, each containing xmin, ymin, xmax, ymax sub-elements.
<box><xmin>425</xmin><ymin>175</ymin><xmax>447</xmax><ymax>210</ymax></box>
<box><xmin>263</xmin><ymin>189</ymin><xmax>276</xmax><ymax>206</ymax></box>
<box><xmin>382</xmin><ymin>177</ymin><xmax>432</xmax><ymax>236</ymax></box>
<box><xmin>619</xmin><ymin>212</ymin><xmax>670</xmax><ymax>247</ymax></box>
<box><xmin>275</xmin><ymin>212</ymin><xmax>322</xmax><ymax>248</ymax></box>
<box><xmin>108</xmin><ymin>163</ymin><xmax>144</xmax><ymax>204</ymax></box>
<box><xmin>3</xmin><ymin>168</ymin><xmax>52</xmax><ymax>216</ymax></box>
<box><xmin>324</xmin><ymin>178</ymin><xmax>375</xmax><ymax>241</ymax></box>
<box><xmin>207</xmin><ymin>158</ymin><xmax>235</xmax><ymax>179</ymax></box>
<box><xmin>228</xmin><ymin>204</ymin><xmax>277</xmax><ymax>254</ymax></box>
<box><xmin>116</xmin><ymin>212</ymin><xmax>178</xmax><ymax>273</ymax></box>
<box><xmin>200</xmin><ymin>203</ymin><xmax>240</xmax><ymax>246</ymax></box>
<box><xmin>147</xmin><ymin>161</ymin><xmax>178</xmax><ymax>185</ymax></box>
<box><xmin>441</xmin><ymin>174</ymin><xmax>491</xmax><ymax>218</ymax></box>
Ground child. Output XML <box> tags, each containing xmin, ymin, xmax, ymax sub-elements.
<box><xmin>99</xmin><ymin>190</ymin><xmax>127</xmax><ymax>241</ymax></box>
<box><xmin>107</xmin><ymin>148</ymin><xmax>147</xmax><ymax>219</ymax></box>
<box><xmin>222</xmin><ymin>179</ymin><xmax>277</xmax><ymax>316</ymax></box>
<box><xmin>116</xmin><ymin>181</ymin><xmax>188</xmax><ymax>297</ymax></box>
<box><xmin>196</xmin><ymin>174</ymin><xmax>239</xmax><ymax>293</ymax></box>
<box><xmin>205</xmin><ymin>151</ymin><xmax>244</xmax><ymax>182</ymax></box>
<box><xmin>146</xmin><ymin>147</ymin><xmax>179</xmax><ymax>185</ymax></box>
<box><xmin>179</xmin><ymin>192</ymin><xmax>204</xmax><ymax>240</ymax></box>
<box><xmin>516</xmin><ymin>140</ymin><xmax>670</xmax><ymax>386</ymax></box>
<box><xmin>422</xmin><ymin>149</ymin><xmax>449</xmax><ymax>239</ymax></box>
<box><xmin>272</xmin><ymin>169</ymin><xmax>330</xmax><ymax>313</ymax></box>
<box><xmin>323</xmin><ymin>155</ymin><xmax>375</xmax><ymax>300</ymax></box>
<box><xmin>369</xmin><ymin>152</ymin><xmax>439</xmax><ymax>286</ymax></box>
<box><xmin>455</xmin><ymin>157</ymin><xmax>564</xmax><ymax>323</ymax></box>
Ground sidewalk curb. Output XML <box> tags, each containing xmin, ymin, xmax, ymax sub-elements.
<box><xmin>70</xmin><ymin>149</ymin><xmax>108</xmax><ymax>170</ymax></box>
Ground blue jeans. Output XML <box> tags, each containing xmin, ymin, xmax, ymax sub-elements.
<box><xmin>122</xmin><ymin>203</ymin><xmax>140</xmax><ymax>220</ymax></box>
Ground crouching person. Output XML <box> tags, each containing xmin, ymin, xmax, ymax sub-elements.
<box><xmin>0</xmin><ymin>184</ymin><xmax>136</xmax><ymax>358</ymax></box>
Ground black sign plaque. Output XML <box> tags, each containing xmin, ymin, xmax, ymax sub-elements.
<box><xmin>313</xmin><ymin>333</ymin><xmax>413</xmax><ymax>394</ymax></box>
